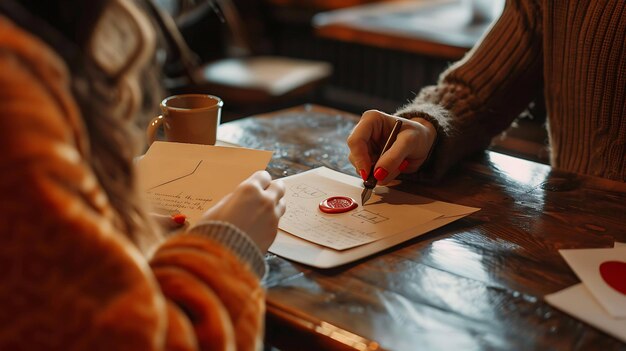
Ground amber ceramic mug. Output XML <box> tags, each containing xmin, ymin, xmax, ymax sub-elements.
<box><xmin>147</xmin><ymin>94</ymin><xmax>223</xmax><ymax>146</ymax></box>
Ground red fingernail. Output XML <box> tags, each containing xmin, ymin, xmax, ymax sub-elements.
<box><xmin>398</xmin><ymin>160</ymin><xmax>409</xmax><ymax>171</ymax></box>
<box><xmin>359</xmin><ymin>169</ymin><xmax>368</xmax><ymax>181</ymax></box>
<box><xmin>374</xmin><ymin>167</ymin><xmax>388</xmax><ymax>181</ymax></box>
<box><xmin>171</xmin><ymin>214</ymin><xmax>187</xmax><ymax>225</ymax></box>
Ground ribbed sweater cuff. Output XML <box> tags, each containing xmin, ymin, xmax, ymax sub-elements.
<box><xmin>187</xmin><ymin>220</ymin><xmax>267</xmax><ymax>280</ymax></box>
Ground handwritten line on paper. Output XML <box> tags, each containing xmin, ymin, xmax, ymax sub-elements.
<box><xmin>147</xmin><ymin>160</ymin><xmax>202</xmax><ymax>191</ymax></box>
<box><xmin>290</xmin><ymin>183</ymin><xmax>327</xmax><ymax>199</ymax></box>
<box><xmin>351</xmin><ymin>210</ymin><xmax>389</xmax><ymax>224</ymax></box>
<box><xmin>146</xmin><ymin>191</ymin><xmax>213</xmax><ymax>214</ymax></box>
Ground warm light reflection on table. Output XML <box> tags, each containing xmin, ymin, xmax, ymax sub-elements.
<box><xmin>487</xmin><ymin>152</ymin><xmax>550</xmax><ymax>186</ymax></box>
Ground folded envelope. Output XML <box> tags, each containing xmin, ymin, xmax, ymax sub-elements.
<box><xmin>137</xmin><ymin>141</ymin><xmax>273</xmax><ymax>225</ymax></box>
<box><xmin>139</xmin><ymin>157</ymin><xmax>203</xmax><ymax>191</ymax></box>
<box><xmin>269</xmin><ymin>167</ymin><xmax>479</xmax><ymax>268</ymax></box>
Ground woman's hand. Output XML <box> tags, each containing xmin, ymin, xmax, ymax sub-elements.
<box><xmin>201</xmin><ymin>171</ymin><xmax>286</xmax><ymax>252</ymax></box>
<box><xmin>347</xmin><ymin>110</ymin><xmax>437</xmax><ymax>185</ymax></box>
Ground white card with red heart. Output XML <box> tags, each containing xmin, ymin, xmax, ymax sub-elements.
<box><xmin>559</xmin><ymin>247</ymin><xmax>626</xmax><ymax>318</ymax></box>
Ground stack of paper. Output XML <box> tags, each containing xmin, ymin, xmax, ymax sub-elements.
<box><xmin>137</xmin><ymin>141</ymin><xmax>273</xmax><ymax>226</ymax></box>
<box><xmin>545</xmin><ymin>243</ymin><xmax>626</xmax><ymax>342</ymax></box>
<box><xmin>270</xmin><ymin>167</ymin><xmax>479</xmax><ymax>268</ymax></box>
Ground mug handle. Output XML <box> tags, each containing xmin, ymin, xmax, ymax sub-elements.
<box><xmin>146</xmin><ymin>115</ymin><xmax>164</xmax><ymax>146</ymax></box>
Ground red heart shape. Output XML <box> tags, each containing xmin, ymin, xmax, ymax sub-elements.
<box><xmin>599</xmin><ymin>261</ymin><xmax>626</xmax><ymax>295</ymax></box>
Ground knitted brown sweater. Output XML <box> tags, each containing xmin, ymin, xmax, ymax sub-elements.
<box><xmin>397</xmin><ymin>0</ymin><xmax>626</xmax><ymax>181</ymax></box>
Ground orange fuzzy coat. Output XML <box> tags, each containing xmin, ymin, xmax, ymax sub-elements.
<box><xmin>0</xmin><ymin>17</ymin><xmax>264</xmax><ymax>351</ymax></box>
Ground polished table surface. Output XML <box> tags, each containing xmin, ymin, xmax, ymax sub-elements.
<box><xmin>217</xmin><ymin>105</ymin><xmax>626</xmax><ymax>350</ymax></box>
<box><xmin>314</xmin><ymin>0</ymin><xmax>502</xmax><ymax>60</ymax></box>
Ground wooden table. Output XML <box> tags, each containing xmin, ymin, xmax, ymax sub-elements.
<box><xmin>314</xmin><ymin>0</ymin><xmax>503</xmax><ymax>60</ymax></box>
<box><xmin>217</xmin><ymin>105</ymin><xmax>626</xmax><ymax>350</ymax></box>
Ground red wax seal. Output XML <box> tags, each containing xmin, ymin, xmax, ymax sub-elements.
<box><xmin>319</xmin><ymin>196</ymin><xmax>358</xmax><ymax>214</ymax></box>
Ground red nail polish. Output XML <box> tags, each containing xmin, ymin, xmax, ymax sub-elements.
<box><xmin>359</xmin><ymin>169</ymin><xmax>368</xmax><ymax>181</ymax></box>
<box><xmin>374</xmin><ymin>167</ymin><xmax>388</xmax><ymax>181</ymax></box>
<box><xmin>171</xmin><ymin>214</ymin><xmax>187</xmax><ymax>225</ymax></box>
<box><xmin>398</xmin><ymin>160</ymin><xmax>409</xmax><ymax>171</ymax></box>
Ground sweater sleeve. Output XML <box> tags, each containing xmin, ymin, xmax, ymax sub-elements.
<box><xmin>396</xmin><ymin>0</ymin><xmax>544</xmax><ymax>181</ymax></box>
<box><xmin>147</xmin><ymin>221</ymin><xmax>267</xmax><ymax>351</ymax></box>
<box><xmin>150</xmin><ymin>234</ymin><xmax>266</xmax><ymax>351</ymax></box>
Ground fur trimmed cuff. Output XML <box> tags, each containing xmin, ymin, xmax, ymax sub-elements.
<box><xmin>394</xmin><ymin>99</ymin><xmax>456</xmax><ymax>183</ymax></box>
<box><xmin>396</xmin><ymin>101</ymin><xmax>452</xmax><ymax>136</ymax></box>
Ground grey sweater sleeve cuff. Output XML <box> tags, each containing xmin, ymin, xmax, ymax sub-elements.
<box><xmin>186</xmin><ymin>220</ymin><xmax>267</xmax><ymax>280</ymax></box>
